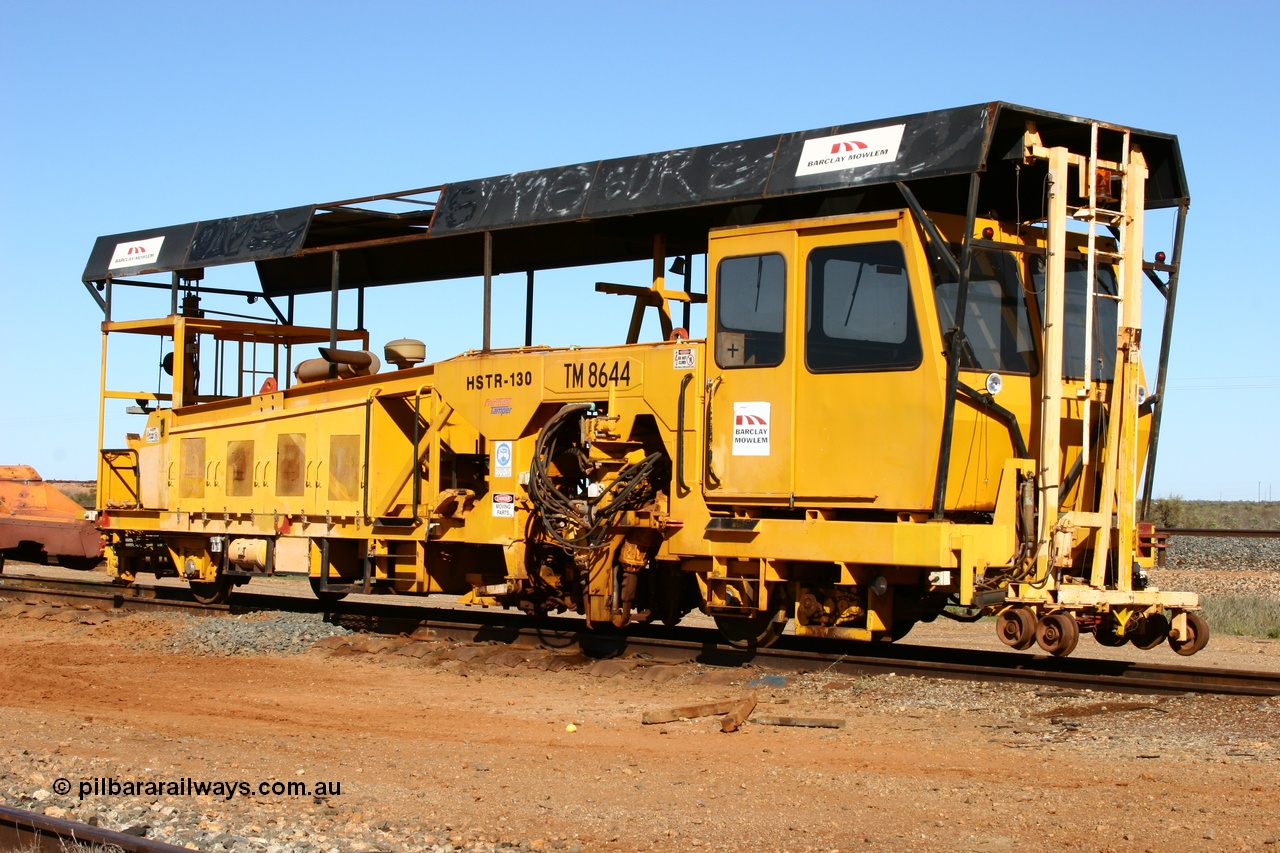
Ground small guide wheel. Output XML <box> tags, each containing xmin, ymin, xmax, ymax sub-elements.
<box><xmin>996</xmin><ymin>608</ymin><xmax>1037</xmax><ymax>651</ymax></box>
<box><xmin>1035</xmin><ymin>611</ymin><xmax>1080</xmax><ymax>657</ymax></box>
<box><xmin>1131</xmin><ymin>613</ymin><xmax>1170</xmax><ymax>650</ymax></box>
<box><xmin>1094</xmin><ymin>614</ymin><xmax>1129</xmax><ymax>647</ymax></box>
<box><xmin>1169</xmin><ymin>611</ymin><xmax>1210</xmax><ymax>656</ymax></box>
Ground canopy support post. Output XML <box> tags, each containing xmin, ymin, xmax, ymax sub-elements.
<box><xmin>483</xmin><ymin>231</ymin><xmax>493</xmax><ymax>353</ymax></box>
<box><xmin>329</xmin><ymin>251</ymin><xmax>340</xmax><ymax>379</ymax></box>
<box><xmin>525</xmin><ymin>269</ymin><xmax>534</xmax><ymax>347</ymax></box>
<box><xmin>1140</xmin><ymin>201</ymin><xmax>1188</xmax><ymax>520</ymax></box>
<box><xmin>682</xmin><ymin>254</ymin><xmax>692</xmax><ymax>331</ymax></box>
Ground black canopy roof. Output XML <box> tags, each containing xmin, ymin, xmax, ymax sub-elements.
<box><xmin>82</xmin><ymin>102</ymin><xmax>1187</xmax><ymax>295</ymax></box>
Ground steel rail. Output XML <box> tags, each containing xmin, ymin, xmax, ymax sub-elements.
<box><xmin>2</xmin><ymin>573</ymin><xmax>1278</xmax><ymax>698</ymax></box>
<box><xmin>0</xmin><ymin>574</ymin><xmax>232</xmax><ymax>614</ymax></box>
<box><xmin>1163</xmin><ymin>528</ymin><xmax>1280</xmax><ymax>539</ymax></box>
<box><xmin>0</xmin><ymin>803</ymin><xmax>190</xmax><ymax>853</ymax></box>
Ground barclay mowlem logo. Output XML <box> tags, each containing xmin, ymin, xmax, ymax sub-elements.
<box><xmin>830</xmin><ymin>141</ymin><xmax>869</xmax><ymax>153</ymax></box>
<box><xmin>732</xmin><ymin>402</ymin><xmax>771</xmax><ymax>457</ymax></box>
<box><xmin>795</xmin><ymin>124</ymin><xmax>907</xmax><ymax>178</ymax></box>
<box><xmin>108</xmin><ymin>235</ymin><xmax>166</xmax><ymax>270</ymax></box>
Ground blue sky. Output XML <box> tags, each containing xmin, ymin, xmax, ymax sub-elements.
<box><xmin>1</xmin><ymin>1</ymin><xmax>1276</xmax><ymax>499</ymax></box>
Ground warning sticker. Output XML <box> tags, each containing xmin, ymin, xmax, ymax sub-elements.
<box><xmin>673</xmin><ymin>347</ymin><xmax>696</xmax><ymax>370</ymax></box>
<box><xmin>493</xmin><ymin>440</ymin><xmax>513</xmax><ymax>478</ymax></box>
<box><xmin>144</xmin><ymin>426</ymin><xmax>160</xmax><ymax>443</ymax></box>
<box><xmin>732</xmin><ymin>402</ymin><xmax>770</xmax><ymax>456</ymax></box>
<box><xmin>492</xmin><ymin>492</ymin><xmax>516</xmax><ymax>518</ymax></box>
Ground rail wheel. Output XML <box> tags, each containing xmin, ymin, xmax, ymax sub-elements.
<box><xmin>309</xmin><ymin>575</ymin><xmax>349</xmax><ymax>603</ymax></box>
<box><xmin>1094</xmin><ymin>614</ymin><xmax>1129</xmax><ymax>647</ymax></box>
<box><xmin>1169</xmin><ymin>612</ymin><xmax>1210</xmax><ymax>656</ymax></box>
<box><xmin>996</xmin><ymin>608</ymin><xmax>1037</xmax><ymax>650</ymax></box>
<box><xmin>189</xmin><ymin>574</ymin><xmax>234</xmax><ymax>605</ymax></box>
<box><xmin>1131</xmin><ymin>613</ymin><xmax>1170</xmax><ymax>650</ymax></box>
<box><xmin>1035</xmin><ymin>612</ymin><xmax>1079</xmax><ymax>657</ymax></box>
<box><xmin>714</xmin><ymin>601</ymin><xmax>788</xmax><ymax>649</ymax></box>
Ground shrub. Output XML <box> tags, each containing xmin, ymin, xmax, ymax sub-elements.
<box><xmin>1148</xmin><ymin>495</ymin><xmax>1185</xmax><ymax>528</ymax></box>
<box><xmin>1199</xmin><ymin>595</ymin><xmax>1280</xmax><ymax>639</ymax></box>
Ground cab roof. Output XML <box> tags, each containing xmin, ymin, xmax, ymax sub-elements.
<box><xmin>83</xmin><ymin>102</ymin><xmax>1187</xmax><ymax>295</ymax></box>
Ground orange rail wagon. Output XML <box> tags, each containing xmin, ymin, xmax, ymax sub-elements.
<box><xmin>0</xmin><ymin>466</ymin><xmax>102</xmax><ymax>570</ymax></box>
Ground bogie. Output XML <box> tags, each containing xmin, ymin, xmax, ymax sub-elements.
<box><xmin>1131</xmin><ymin>614</ymin><xmax>1171</xmax><ymax>651</ymax></box>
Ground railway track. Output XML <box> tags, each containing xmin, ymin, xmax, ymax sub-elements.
<box><xmin>0</xmin><ymin>802</ymin><xmax>190</xmax><ymax>852</ymax></box>
<box><xmin>3</xmin><ymin>571</ymin><xmax>1278</xmax><ymax>699</ymax></box>
<box><xmin>1163</xmin><ymin>527</ymin><xmax>1280</xmax><ymax>538</ymax></box>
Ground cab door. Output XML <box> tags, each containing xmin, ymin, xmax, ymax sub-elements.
<box><xmin>791</xmin><ymin>212</ymin><xmax>941</xmax><ymax>508</ymax></box>
<box><xmin>703</xmin><ymin>228</ymin><xmax>796</xmax><ymax>501</ymax></box>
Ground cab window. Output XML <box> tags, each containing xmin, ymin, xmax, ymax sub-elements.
<box><xmin>716</xmin><ymin>253</ymin><xmax>786</xmax><ymax>368</ymax></box>
<box><xmin>805</xmin><ymin>241</ymin><xmax>922</xmax><ymax>373</ymax></box>
<box><xmin>931</xmin><ymin>247</ymin><xmax>1038</xmax><ymax>374</ymax></box>
<box><xmin>1032</xmin><ymin>257</ymin><xmax>1119</xmax><ymax>382</ymax></box>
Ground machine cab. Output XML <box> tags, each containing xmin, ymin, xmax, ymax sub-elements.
<box><xmin>704</xmin><ymin>210</ymin><xmax>943</xmax><ymax>509</ymax></box>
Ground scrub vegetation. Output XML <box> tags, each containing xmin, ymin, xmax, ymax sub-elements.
<box><xmin>1200</xmin><ymin>595</ymin><xmax>1280</xmax><ymax>640</ymax></box>
<box><xmin>1148</xmin><ymin>497</ymin><xmax>1280</xmax><ymax>530</ymax></box>
<box><xmin>46</xmin><ymin>481</ymin><xmax>95</xmax><ymax>509</ymax></box>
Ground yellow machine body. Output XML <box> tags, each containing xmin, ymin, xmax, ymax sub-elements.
<box><xmin>89</xmin><ymin>104</ymin><xmax>1202</xmax><ymax>655</ymax></box>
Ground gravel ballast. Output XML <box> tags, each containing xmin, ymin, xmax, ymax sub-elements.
<box><xmin>1164</xmin><ymin>534</ymin><xmax>1280</xmax><ymax>572</ymax></box>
